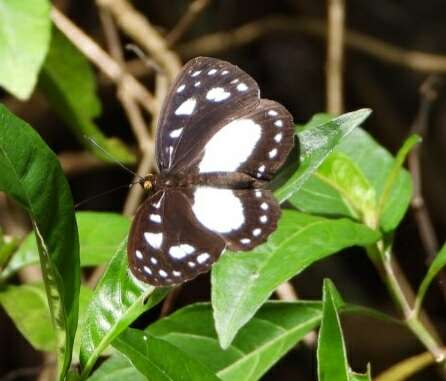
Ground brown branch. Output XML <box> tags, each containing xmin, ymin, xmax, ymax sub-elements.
<box><xmin>166</xmin><ymin>0</ymin><xmax>211</xmax><ymax>46</ymax></box>
<box><xmin>51</xmin><ymin>6</ymin><xmax>157</xmax><ymax>115</ymax></box>
<box><xmin>408</xmin><ymin>76</ymin><xmax>446</xmax><ymax>304</ymax></box>
<box><xmin>58</xmin><ymin>151</ymin><xmax>109</xmax><ymax>175</ymax></box>
<box><xmin>97</xmin><ymin>5</ymin><xmax>153</xmax><ymax>153</ymax></box>
<box><xmin>176</xmin><ymin>16</ymin><xmax>446</xmax><ymax>74</ymax></box>
<box><xmin>97</xmin><ymin>0</ymin><xmax>182</xmax><ymax>83</ymax></box>
<box><xmin>160</xmin><ymin>286</ymin><xmax>183</xmax><ymax>317</ymax></box>
<box><xmin>123</xmin><ymin>75</ymin><xmax>167</xmax><ymax>216</ymax></box>
<box><xmin>326</xmin><ymin>0</ymin><xmax>345</xmax><ymax>115</ymax></box>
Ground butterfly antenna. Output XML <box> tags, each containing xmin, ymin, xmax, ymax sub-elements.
<box><xmin>125</xmin><ymin>44</ymin><xmax>165</xmax><ymax>75</ymax></box>
<box><xmin>84</xmin><ymin>136</ymin><xmax>144</xmax><ymax>181</ymax></box>
<box><xmin>74</xmin><ymin>181</ymin><xmax>139</xmax><ymax>209</ymax></box>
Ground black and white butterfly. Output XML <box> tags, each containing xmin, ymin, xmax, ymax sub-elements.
<box><xmin>127</xmin><ymin>57</ymin><xmax>295</xmax><ymax>286</ymax></box>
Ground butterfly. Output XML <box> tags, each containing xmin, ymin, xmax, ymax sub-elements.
<box><xmin>127</xmin><ymin>57</ymin><xmax>295</xmax><ymax>286</ymax></box>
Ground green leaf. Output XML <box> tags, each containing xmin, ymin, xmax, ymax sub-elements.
<box><xmin>275</xmin><ymin>109</ymin><xmax>371</xmax><ymax>203</ymax></box>
<box><xmin>315</xmin><ymin>152</ymin><xmax>377</xmax><ymax>228</ymax></box>
<box><xmin>0</xmin><ymin>0</ymin><xmax>51</xmax><ymax>99</ymax></box>
<box><xmin>212</xmin><ymin>210</ymin><xmax>380</xmax><ymax>349</ymax></box>
<box><xmin>147</xmin><ymin>301</ymin><xmax>322</xmax><ymax>381</ymax></box>
<box><xmin>0</xmin><ymin>284</ymin><xmax>92</xmax><ymax>356</ymax></box>
<box><xmin>378</xmin><ymin>134</ymin><xmax>421</xmax><ymax>230</ymax></box>
<box><xmin>0</xmin><ymin>104</ymin><xmax>80</xmax><ymax>379</ymax></box>
<box><xmin>39</xmin><ymin>28</ymin><xmax>135</xmax><ymax>164</ymax></box>
<box><xmin>114</xmin><ymin>328</ymin><xmax>221</xmax><ymax>381</ymax></box>
<box><xmin>414</xmin><ymin>243</ymin><xmax>446</xmax><ymax>314</ymax></box>
<box><xmin>1</xmin><ymin>212</ymin><xmax>130</xmax><ymax>280</ymax></box>
<box><xmin>88</xmin><ymin>353</ymin><xmax>146</xmax><ymax>381</ymax></box>
<box><xmin>77</xmin><ymin>212</ymin><xmax>131</xmax><ymax>266</ymax></box>
<box><xmin>290</xmin><ymin>127</ymin><xmax>413</xmax><ymax>232</ymax></box>
<box><xmin>0</xmin><ymin>229</ymin><xmax>18</xmax><ymax>268</ymax></box>
<box><xmin>350</xmin><ymin>367</ymin><xmax>372</xmax><ymax>381</ymax></box>
<box><xmin>296</xmin><ymin>113</ymin><xmax>333</xmax><ymax>131</ymax></box>
<box><xmin>317</xmin><ymin>279</ymin><xmax>349</xmax><ymax>381</ymax></box>
<box><xmin>0</xmin><ymin>283</ymin><xmax>55</xmax><ymax>351</ymax></box>
<box><xmin>79</xmin><ymin>239</ymin><xmax>168</xmax><ymax>379</ymax></box>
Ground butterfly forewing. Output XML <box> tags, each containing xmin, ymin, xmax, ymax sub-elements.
<box><xmin>184</xmin><ymin>99</ymin><xmax>294</xmax><ymax>180</ymax></box>
<box><xmin>128</xmin><ymin>190</ymin><xmax>225</xmax><ymax>286</ymax></box>
<box><xmin>156</xmin><ymin>57</ymin><xmax>260</xmax><ymax>172</ymax></box>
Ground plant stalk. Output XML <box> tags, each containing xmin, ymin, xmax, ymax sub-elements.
<box><xmin>368</xmin><ymin>241</ymin><xmax>445</xmax><ymax>363</ymax></box>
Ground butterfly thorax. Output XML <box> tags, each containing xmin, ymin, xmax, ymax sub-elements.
<box><xmin>140</xmin><ymin>172</ymin><xmax>265</xmax><ymax>192</ymax></box>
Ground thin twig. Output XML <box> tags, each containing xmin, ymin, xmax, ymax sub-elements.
<box><xmin>368</xmin><ymin>243</ymin><xmax>445</xmax><ymax>362</ymax></box>
<box><xmin>408</xmin><ymin>76</ymin><xmax>446</xmax><ymax>305</ymax></box>
<box><xmin>97</xmin><ymin>5</ymin><xmax>153</xmax><ymax>153</ymax></box>
<box><xmin>174</xmin><ymin>16</ymin><xmax>446</xmax><ymax>73</ymax></box>
<box><xmin>51</xmin><ymin>6</ymin><xmax>157</xmax><ymax>115</ymax></box>
<box><xmin>326</xmin><ymin>0</ymin><xmax>345</xmax><ymax>115</ymax></box>
<box><xmin>166</xmin><ymin>0</ymin><xmax>211</xmax><ymax>46</ymax></box>
<box><xmin>123</xmin><ymin>75</ymin><xmax>167</xmax><ymax>216</ymax></box>
<box><xmin>97</xmin><ymin>0</ymin><xmax>181</xmax><ymax>83</ymax></box>
<box><xmin>409</xmin><ymin>76</ymin><xmax>441</xmax><ymax>260</ymax></box>
<box><xmin>276</xmin><ymin>281</ymin><xmax>298</xmax><ymax>300</ymax></box>
<box><xmin>275</xmin><ymin>282</ymin><xmax>317</xmax><ymax>347</ymax></box>
<box><xmin>375</xmin><ymin>347</ymin><xmax>446</xmax><ymax>381</ymax></box>
<box><xmin>59</xmin><ymin>151</ymin><xmax>109</xmax><ymax>175</ymax></box>
<box><xmin>160</xmin><ymin>286</ymin><xmax>183</xmax><ymax>317</ymax></box>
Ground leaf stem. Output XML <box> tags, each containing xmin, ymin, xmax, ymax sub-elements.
<box><xmin>368</xmin><ymin>241</ymin><xmax>445</xmax><ymax>362</ymax></box>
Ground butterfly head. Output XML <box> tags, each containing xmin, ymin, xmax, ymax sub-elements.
<box><xmin>139</xmin><ymin>174</ymin><xmax>156</xmax><ymax>192</ymax></box>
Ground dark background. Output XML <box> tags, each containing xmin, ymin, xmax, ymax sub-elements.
<box><xmin>1</xmin><ymin>0</ymin><xmax>446</xmax><ymax>380</ymax></box>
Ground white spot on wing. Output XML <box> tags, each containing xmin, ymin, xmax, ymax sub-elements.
<box><xmin>150</xmin><ymin>214</ymin><xmax>162</xmax><ymax>223</ymax></box>
<box><xmin>150</xmin><ymin>257</ymin><xmax>158</xmax><ymax>265</ymax></box>
<box><xmin>169</xmin><ymin>244</ymin><xmax>195</xmax><ymax>259</ymax></box>
<box><xmin>260</xmin><ymin>215</ymin><xmax>268</xmax><ymax>223</ymax></box>
<box><xmin>269</xmin><ymin>148</ymin><xmax>278</xmax><ymax>159</ymax></box>
<box><xmin>194</xmin><ymin>81</ymin><xmax>201</xmax><ymax>87</ymax></box>
<box><xmin>175</xmin><ymin>98</ymin><xmax>197</xmax><ymax>115</ymax></box>
<box><xmin>170</xmin><ymin>128</ymin><xmax>183</xmax><ymax>138</ymax></box>
<box><xmin>274</xmin><ymin>133</ymin><xmax>283</xmax><ymax>142</ymax></box>
<box><xmin>177</xmin><ymin>84</ymin><xmax>185</xmax><ymax>93</ymax></box>
<box><xmin>258</xmin><ymin>164</ymin><xmax>265</xmax><ymax>173</ymax></box>
<box><xmin>241</xmin><ymin>238</ymin><xmax>251</xmax><ymax>245</ymax></box>
<box><xmin>143</xmin><ymin>266</ymin><xmax>152</xmax><ymax>275</ymax></box>
<box><xmin>236</xmin><ymin>83</ymin><xmax>248</xmax><ymax>91</ymax></box>
<box><xmin>188</xmin><ymin>261</ymin><xmax>196</xmax><ymax>268</ymax></box>
<box><xmin>268</xmin><ymin>110</ymin><xmax>278</xmax><ymax>116</ymax></box>
<box><xmin>231</xmin><ymin>78</ymin><xmax>239</xmax><ymax>84</ymax></box>
<box><xmin>221</xmin><ymin>70</ymin><xmax>229</xmax><ymax>75</ymax></box>
<box><xmin>159</xmin><ymin>269</ymin><xmax>168</xmax><ymax>278</ymax></box>
<box><xmin>193</xmin><ymin>187</ymin><xmax>244</xmax><ymax>233</ymax></box>
<box><xmin>192</xmin><ymin>70</ymin><xmax>201</xmax><ymax>77</ymax></box>
<box><xmin>135</xmin><ymin>250</ymin><xmax>143</xmax><ymax>260</ymax></box>
<box><xmin>208</xmin><ymin>69</ymin><xmax>217</xmax><ymax>75</ymax></box>
<box><xmin>260</xmin><ymin>202</ymin><xmax>269</xmax><ymax>210</ymax></box>
<box><xmin>199</xmin><ymin>119</ymin><xmax>261</xmax><ymax>172</ymax></box>
<box><xmin>255</xmin><ymin>190</ymin><xmax>262</xmax><ymax>198</ymax></box>
<box><xmin>206</xmin><ymin>87</ymin><xmax>230</xmax><ymax>102</ymax></box>
<box><xmin>253</xmin><ymin>228</ymin><xmax>262</xmax><ymax>237</ymax></box>
<box><xmin>173</xmin><ymin>270</ymin><xmax>181</xmax><ymax>277</ymax></box>
<box><xmin>197</xmin><ymin>253</ymin><xmax>210</xmax><ymax>264</ymax></box>
<box><xmin>274</xmin><ymin>120</ymin><xmax>283</xmax><ymax>127</ymax></box>
<box><xmin>144</xmin><ymin>232</ymin><xmax>163</xmax><ymax>249</ymax></box>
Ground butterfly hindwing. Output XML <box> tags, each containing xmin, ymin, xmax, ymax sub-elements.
<box><xmin>156</xmin><ymin>57</ymin><xmax>260</xmax><ymax>171</ymax></box>
<box><xmin>188</xmin><ymin>186</ymin><xmax>281</xmax><ymax>251</ymax></box>
<box><xmin>127</xmin><ymin>190</ymin><xmax>225</xmax><ymax>286</ymax></box>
